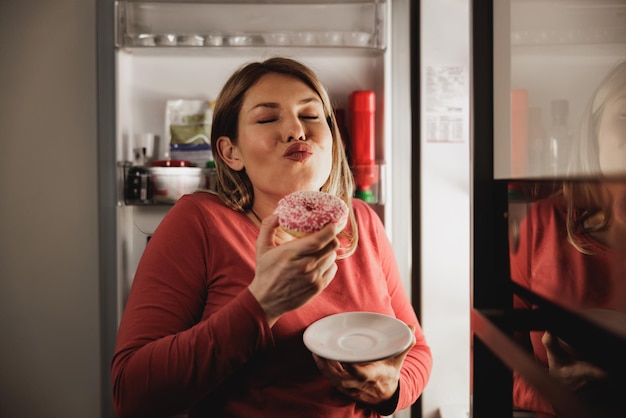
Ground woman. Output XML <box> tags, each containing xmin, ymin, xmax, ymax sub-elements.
<box><xmin>511</xmin><ymin>59</ymin><xmax>626</xmax><ymax>417</ymax></box>
<box><xmin>112</xmin><ymin>57</ymin><xmax>432</xmax><ymax>418</ymax></box>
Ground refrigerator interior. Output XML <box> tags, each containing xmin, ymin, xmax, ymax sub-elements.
<box><xmin>115</xmin><ymin>51</ymin><xmax>388</xmax><ymax>313</ymax></box>
<box><xmin>112</xmin><ymin>0</ymin><xmax>412</xmax><ymax>328</ymax></box>
<box><xmin>112</xmin><ymin>3</ymin><xmax>419</xmax><ymax>417</ymax></box>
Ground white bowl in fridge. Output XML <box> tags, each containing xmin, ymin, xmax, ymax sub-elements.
<box><xmin>149</xmin><ymin>167</ymin><xmax>206</xmax><ymax>203</ymax></box>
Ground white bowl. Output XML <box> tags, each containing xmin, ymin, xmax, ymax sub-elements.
<box><xmin>149</xmin><ymin>167</ymin><xmax>206</xmax><ymax>203</ymax></box>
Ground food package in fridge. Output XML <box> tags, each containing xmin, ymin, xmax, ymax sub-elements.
<box><xmin>165</xmin><ymin>99</ymin><xmax>214</xmax><ymax>166</ymax></box>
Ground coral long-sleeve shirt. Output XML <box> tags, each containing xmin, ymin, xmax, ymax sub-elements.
<box><xmin>510</xmin><ymin>193</ymin><xmax>625</xmax><ymax>417</ymax></box>
<box><xmin>112</xmin><ymin>193</ymin><xmax>432</xmax><ymax>418</ymax></box>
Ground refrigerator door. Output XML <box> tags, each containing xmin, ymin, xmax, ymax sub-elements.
<box><xmin>471</xmin><ymin>0</ymin><xmax>626</xmax><ymax>417</ymax></box>
<box><xmin>494</xmin><ymin>0</ymin><xmax>626</xmax><ymax>180</ymax></box>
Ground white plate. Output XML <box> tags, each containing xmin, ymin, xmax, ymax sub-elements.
<box><xmin>303</xmin><ymin>312</ymin><xmax>413</xmax><ymax>363</ymax></box>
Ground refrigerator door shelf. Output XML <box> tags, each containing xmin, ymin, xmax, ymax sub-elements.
<box><xmin>123</xmin><ymin>31</ymin><xmax>376</xmax><ymax>49</ymax></box>
<box><xmin>115</xmin><ymin>0</ymin><xmax>387</xmax><ymax>50</ymax></box>
<box><xmin>510</xmin><ymin>0</ymin><xmax>626</xmax><ymax>48</ymax></box>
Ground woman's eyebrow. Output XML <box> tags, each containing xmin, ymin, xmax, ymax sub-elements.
<box><xmin>250</xmin><ymin>97</ymin><xmax>321</xmax><ymax>111</ymax></box>
<box><xmin>250</xmin><ymin>102</ymin><xmax>279</xmax><ymax>110</ymax></box>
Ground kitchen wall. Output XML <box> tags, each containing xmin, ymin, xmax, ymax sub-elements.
<box><xmin>0</xmin><ymin>1</ymin><xmax>101</xmax><ymax>417</ymax></box>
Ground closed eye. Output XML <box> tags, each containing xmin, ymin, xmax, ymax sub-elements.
<box><xmin>257</xmin><ymin>115</ymin><xmax>319</xmax><ymax>124</ymax></box>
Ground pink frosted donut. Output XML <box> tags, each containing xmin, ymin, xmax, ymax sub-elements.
<box><xmin>274</xmin><ymin>191</ymin><xmax>349</xmax><ymax>237</ymax></box>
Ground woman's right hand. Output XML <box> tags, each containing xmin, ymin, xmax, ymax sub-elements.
<box><xmin>248</xmin><ymin>214</ymin><xmax>341</xmax><ymax>325</ymax></box>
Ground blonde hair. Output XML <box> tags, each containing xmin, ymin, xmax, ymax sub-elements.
<box><xmin>562</xmin><ymin>181</ymin><xmax>608</xmax><ymax>254</ymax></box>
<box><xmin>568</xmin><ymin>59</ymin><xmax>626</xmax><ymax>176</ymax></box>
<box><xmin>563</xmin><ymin>59</ymin><xmax>626</xmax><ymax>253</ymax></box>
<box><xmin>210</xmin><ymin>57</ymin><xmax>358</xmax><ymax>257</ymax></box>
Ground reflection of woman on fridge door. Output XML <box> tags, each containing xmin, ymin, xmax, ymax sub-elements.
<box><xmin>510</xmin><ymin>59</ymin><xmax>626</xmax><ymax>417</ymax></box>
<box><xmin>112</xmin><ymin>57</ymin><xmax>432</xmax><ymax>418</ymax></box>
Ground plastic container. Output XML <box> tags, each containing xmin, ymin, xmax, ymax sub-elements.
<box><xmin>149</xmin><ymin>166</ymin><xmax>206</xmax><ymax>203</ymax></box>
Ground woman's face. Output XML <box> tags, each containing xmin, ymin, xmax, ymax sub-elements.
<box><xmin>597</xmin><ymin>86</ymin><xmax>626</xmax><ymax>176</ymax></box>
<box><xmin>220</xmin><ymin>73</ymin><xmax>333</xmax><ymax>203</ymax></box>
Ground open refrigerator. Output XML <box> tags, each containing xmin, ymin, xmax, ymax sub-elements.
<box><xmin>100</xmin><ymin>0</ymin><xmax>415</xmax><ymax>416</ymax></box>
<box><xmin>112</xmin><ymin>0</ymin><xmax>412</xmax><ymax>317</ymax></box>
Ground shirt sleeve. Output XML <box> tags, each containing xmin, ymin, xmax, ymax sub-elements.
<box><xmin>111</xmin><ymin>198</ymin><xmax>274</xmax><ymax>418</ymax></box>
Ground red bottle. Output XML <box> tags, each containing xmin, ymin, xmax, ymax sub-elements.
<box><xmin>349</xmin><ymin>90</ymin><xmax>378</xmax><ymax>202</ymax></box>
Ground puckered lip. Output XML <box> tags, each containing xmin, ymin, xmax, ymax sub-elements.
<box><xmin>283</xmin><ymin>142</ymin><xmax>314</xmax><ymax>162</ymax></box>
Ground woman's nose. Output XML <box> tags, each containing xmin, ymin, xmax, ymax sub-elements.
<box><xmin>284</xmin><ymin>115</ymin><xmax>306</xmax><ymax>142</ymax></box>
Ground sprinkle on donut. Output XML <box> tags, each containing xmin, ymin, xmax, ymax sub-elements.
<box><xmin>273</xmin><ymin>191</ymin><xmax>349</xmax><ymax>237</ymax></box>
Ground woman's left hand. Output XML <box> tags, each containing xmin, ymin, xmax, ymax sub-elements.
<box><xmin>542</xmin><ymin>331</ymin><xmax>609</xmax><ymax>398</ymax></box>
<box><xmin>312</xmin><ymin>325</ymin><xmax>416</xmax><ymax>405</ymax></box>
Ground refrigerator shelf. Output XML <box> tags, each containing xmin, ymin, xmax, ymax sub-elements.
<box><xmin>510</xmin><ymin>0</ymin><xmax>626</xmax><ymax>48</ymax></box>
<box><xmin>116</xmin><ymin>0</ymin><xmax>387</xmax><ymax>50</ymax></box>
<box><xmin>116</xmin><ymin>44</ymin><xmax>386</xmax><ymax>59</ymax></box>
<box><xmin>121</xmin><ymin>31</ymin><xmax>381</xmax><ymax>50</ymax></box>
